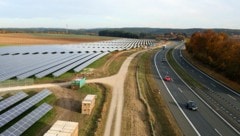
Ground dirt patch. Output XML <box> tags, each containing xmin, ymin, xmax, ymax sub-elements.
<box><xmin>0</xmin><ymin>33</ymin><xmax>113</xmax><ymax>45</ymax></box>
<box><xmin>121</xmin><ymin>54</ymin><xmax>151</xmax><ymax>136</ymax></box>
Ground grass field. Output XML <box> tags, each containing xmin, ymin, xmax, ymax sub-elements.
<box><xmin>0</xmin><ymin>33</ymin><xmax>115</xmax><ymax>46</ymax></box>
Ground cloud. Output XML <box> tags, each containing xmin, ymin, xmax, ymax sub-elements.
<box><xmin>0</xmin><ymin>0</ymin><xmax>239</xmax><ymax>29</ymax></box>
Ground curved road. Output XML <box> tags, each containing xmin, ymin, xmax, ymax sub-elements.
<box><xmin>173</xmin><ymin>43</ymin><xmax>240</xmax><ymax>133</ymax></box>
<box><xmin>153</xmin><ymin>42</ymin><xmax>239</xmax><ymax>136</ymax></box>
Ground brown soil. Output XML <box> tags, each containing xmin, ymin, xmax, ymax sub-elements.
<box><xmin>0</xmin><ymin>33</ymin><xmax>112</xmax><ymax>45</ymax></box>
<box><xmin>34</xmin><ymin>86</ymin><xmax>82</xmax><ymax>136</ymax></box>
<box><xmin>121</xmin><ymin>54</ymin><xmax>150</xmax><ymax>136</ymax></box>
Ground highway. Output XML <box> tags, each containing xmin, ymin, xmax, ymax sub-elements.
<box><xmin>153</xmin><ymin>42</ymin><xmax>239</xmax><ymax>136</ymax></box>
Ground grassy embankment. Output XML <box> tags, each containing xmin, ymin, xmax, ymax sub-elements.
<box><xmin>182</xmin><ymin>50</ymin><xmax>240</xmax><ymax>93</ymax></box>
<box><xmin>167</xmin><ymin>48</ymin><xmax>240</xmax><ymax>94</ymax></box>
<box><xmin>166</xmin><ymin>49</ymin><xmax>203</xmax><ymax>90</ymax></box>
<box><xmin>124</xmin><ymin>48</ymin><xmax>182</xmax><ymax>136</ymax></box>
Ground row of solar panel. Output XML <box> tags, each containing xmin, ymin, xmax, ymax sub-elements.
<box><xmin>0</xmin><ymin>52</ymin><xmax>107</xmax><ymax>81</ymax></box>
<box><xmin>0</xmin><ymin>39</ymin><xmax>155</xmax><ymax>82</ymax></box>
<box><xmin>0</xmin><ymin>39</ymin><xmax>155</xmax><ymax>55</ymax></box>
<box><xmin>0</xmin><ymin>91</ymin><xmax>28</xmax><ymax>112</ymax></box>
<box><xmin>0</xmin><ymin>89</ymin><xmax>52</xmax><ymax>127</ymax></box>
<box><xmin>1</xmin><ymin>103</ymin><xmax>52</xmax><ymax>136</ymax></box>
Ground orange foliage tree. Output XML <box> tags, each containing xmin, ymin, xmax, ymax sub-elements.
<box><xmin>186</xmin><ymin>30</ymin><xmax>240</xmax><ymax>82</ymax></box>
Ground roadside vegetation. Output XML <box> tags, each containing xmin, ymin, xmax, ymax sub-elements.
<box><xmin>186</xmin><ymin>30</ymin><xmax>240</xmax><ymax>83</ymax></box>
<box><xmin>138</xmin><ymin>49</ymin><xmax>182</xmax><ymax>136</ymax></box>
<box><xmin>167</xmin><ymin>49</ymin><xmax>203</xmax><ymax>90</ymax></box>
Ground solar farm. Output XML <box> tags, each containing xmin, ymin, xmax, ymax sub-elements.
<box><xmin>0</xmin><ymin>89</ymin><xmax>52</xmax><ymax>136</ymax></box>
<box><xmin>0</xmin><ymin>38</ymin><xmax>155</xmax><ymax>82</ymax></box>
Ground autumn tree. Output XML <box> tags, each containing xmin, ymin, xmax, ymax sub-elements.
<box><xmin>186</xmin><ymin>30</ymin><xmax>240</xmax><ymax>82</ymax></box>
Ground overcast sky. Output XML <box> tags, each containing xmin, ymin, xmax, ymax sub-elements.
<box><xmin>0</xmin><ymin>0</ymin><xmax>239</xmax><ymax>29</ymax></box>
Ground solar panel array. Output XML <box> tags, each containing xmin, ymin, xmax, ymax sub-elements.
<box><xmin>0</xmin><ymin>103</ymin><xmax>52</xmax><ymax>136</ymax></box>
<box><xmin>0</xmin><ymin>91</ymin><xmax>28</xmax><ymax>112</ymax></box>
<box><xmin>0</xmin><ymin>39</ymin><xmax>155</xmax><ymax>81</ymax></box>
<box><xmin>0</xmin><ymin>89</ymin><xmax>52</xmax><ymax>127</ymax></box>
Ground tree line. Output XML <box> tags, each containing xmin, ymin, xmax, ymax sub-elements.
<box><xmin>98</xmin><ymin>30</ymin><xmax>139</xmax><ymax>38</ymax></box>
<box><xmin>186</xmin><ymin>30</ymin><xmax>240</xmax><ymax>82</ymax></box>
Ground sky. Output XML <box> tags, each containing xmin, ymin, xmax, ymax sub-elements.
<box><xmin>0</xmin><ymin>0</ymin><xmax>240</xmax><ymax>29</ymax></box>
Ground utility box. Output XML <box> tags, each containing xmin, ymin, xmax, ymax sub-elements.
<box><xmin>82</xmin><ymin>95</ymin><xmax>96</xmax><ymax>115</ymax></box>
<box><xmin>71</xmin><ymin>77</ymin><xmax>86</xmax><ymax>90</ymax></box>
<box><xmin>44</xmin><ymin>120</ymin><xmax>78</xmax><ymax>136</ymax></box>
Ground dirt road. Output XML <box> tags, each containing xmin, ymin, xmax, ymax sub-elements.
<box><xmin>0</xmin><ymin>82</ymin><xmax>70</xmax><ymax>93</ymax></box>
<box><xmin>87</xmin><ymin>50</ymin><xmax>145</xmax><ymax>136</ymax></box>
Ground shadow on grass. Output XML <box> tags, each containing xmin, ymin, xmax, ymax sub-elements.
<box><xmin>54</xmin><ymin>98</ymin><xmax>81</xmax><ymax>113</ymax></box>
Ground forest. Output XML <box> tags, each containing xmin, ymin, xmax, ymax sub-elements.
<box><xmin>186</xmin><ymin>30</ymin><xmax>240</xmax><ymax>82</ymax></box>
<box><xmin>98</xmin><ymin>30</ymin><xmax>139</xmax><ymax>38</ymax></box>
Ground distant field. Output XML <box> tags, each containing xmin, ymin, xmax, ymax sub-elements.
<box><xmin>0</xmin><ymin>33</ymin><xmax>115</xmax><ymax>46</ymax></box>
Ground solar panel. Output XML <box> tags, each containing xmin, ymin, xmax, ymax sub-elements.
<box><xmin>0</xmin><ymin>39</ymin><xmax>156</xmax><ymax>81</ymax></box>
<box><xmin>0</xmin><ymin>89</ymin><xmax>52</xmax><ymax>127</ymax></box>
<box><xmin>0</xmin><ymin>103</ymin><xmax>52</xmax><ymax>136</ymax></box>
<box><xmin>0</xmin><ymin>91</ymin><xmax>28</xmax><ymax>112</ymax></box>
<box><xmin>52</xmin><ymin>53</ymin><xmax>101</xmax><ymax>77</ymax></box>
<box><xmin>74</xmin><ymin>52</ymin><xmax>108</xmax><ymax>72</ymax></box>
<box><xmin>35</xmin><ymin>54</ymin><xmax>86</xmax><ymax>78</ymax></box>
<box><xmin>16</xmin><ymin>54</ymin><xmax>76</xmax><ymax>80</ymax></box>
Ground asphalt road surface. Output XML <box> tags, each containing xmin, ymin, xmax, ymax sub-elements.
<box><xmin>153</xmin><ymin>42</ymin><xmax>239</xmax><ymax>136</ymax></box>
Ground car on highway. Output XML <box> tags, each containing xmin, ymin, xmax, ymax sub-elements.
<box><xmin>186</xmin><ymin>100</ymin><xmax>198</xmax><ymax>111</ymax></box>
<box><xmin>162</xmin><ymin>58</ymin><xmax>167</xmax><ymax>62</ymax></box>
<box><xmin>163</xmin><ymin>76</ymin><xmax>172</xmax><ymax>81</ymax></box>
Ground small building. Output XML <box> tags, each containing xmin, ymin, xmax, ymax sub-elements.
<box><xmin>82</xmin><ymin>94</ymin><xmax>96</xmax><ymax>115</ymax></box>
<box><xmin>44</xmin><ymin>120</ymin><xmax>78</xmax><ymax>136</ymax></box>
<box><xmin>71</xmin><ymin>77</ymin><xmax>86</xmax><ymax>90</ymax></box>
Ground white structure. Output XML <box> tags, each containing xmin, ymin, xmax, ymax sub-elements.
<box><xmin>82</xmin><ymin>94</ymin><xmax>96</xmax><ymax>115</ymax></box>
<box><xmin>44</xmin><ymin>120</ymin><xmax>78</xmax><ymax>136</ymax></box>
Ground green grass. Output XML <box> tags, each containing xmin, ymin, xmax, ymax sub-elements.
<box><xmin>166</xmin><ymin>49</ymin><xmax>203</xmax><ymax>89</ymax></box>
<box><xmin>0</xmin><ymin>92</ymin><xmax>57</xmax><ymax>135</ymax></box>
<box><xmin>88</xmin><ymin>53</ymin><xmax>112</xmax><ymax>68</ymax></box>
<box><xmin>77</xmin><ymin>84</ymin><xmax>108</xmax><ymax>136</ymax></box>
<box><xmin>137</xmin><ymin>49</ymin><xmax>181</xmax><ymax>135</ymax></box>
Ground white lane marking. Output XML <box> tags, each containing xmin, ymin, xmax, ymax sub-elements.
<box><xmin>179</xmin><ymin>46</ymin><xmax>240</xmax><ymax>98</ymax></box>
<box><xmin>214</xmin><ymin>128</ymin><xmax>223</xmax><ymax>136</ymax></box>
<box><xmin>174</xmin><ymin>45</ymin><xmax>240</xmax><ymax>135</ymax></box>
<box><xmin>211</xmin><ymin>83</ymin><xmax>216</xmax><ymax>87</ymax></box>
<box><xmin>178</xmin><ymin>87</ymin><xmax>183</xmax><ymax>93</ymax></box>
<box><xmin>228</xmin><ymin>94</ymin><xmax>236</xmax><ymax>101</ymax></box>
<box><xmin>199</xmin><ymin>75</ymin><xmax>203</xmax><ymax>78</ymax></box>
<box><xmin>154</xmin><ymin>50</ymin><xmax>201</xmax><ymax>136</ymax></box>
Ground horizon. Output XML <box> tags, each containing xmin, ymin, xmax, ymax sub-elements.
<box><xmin>1</xmin><ymin>27</ymin><xmax>240</xmax><ymax>30</ymax></box>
